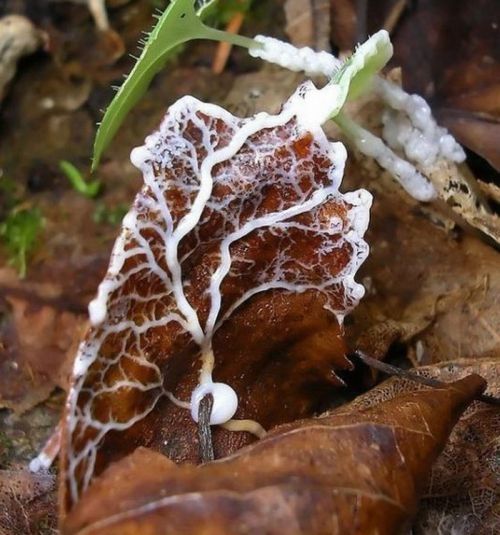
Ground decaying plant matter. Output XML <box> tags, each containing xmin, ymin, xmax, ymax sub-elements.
<box><xmin>2</xmin><ymin>1</ymin><xmax>494</xmax><ymax>533</ymax></box>
<box><xmin>61</xmin><ymin>375</ymin><xmax>485</xmax><ymax>534</ymax></box>
<box><xmin>0</xmin><ymin>14</ymin><xmax>45</xmax><ymax>101</ymax></box>
<box><xmin>57</xmin><ymin>81</ymin><xmax>371</xmax><ymax>510</ymax></box>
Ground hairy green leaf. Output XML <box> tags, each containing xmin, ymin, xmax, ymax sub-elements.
<box><xmin>328</xmin><ymin>29</ymin><xmax>392</xmax><ymax>119</ymax></box>
<box><xmin>91</xmin><ymin>0</ymin><xmax>256</xmax><ymax>171</ymax></box>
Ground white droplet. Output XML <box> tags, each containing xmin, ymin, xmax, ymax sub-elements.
<box><xmin>190</xmin><ymin>382</ymin><xmax>238</xmax><ymax>425</ymax></box>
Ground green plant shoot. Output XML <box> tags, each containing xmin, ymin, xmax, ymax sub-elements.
<box><xmin>91</xmin><ymin>0</ymin><xmax>393</xmax><ymax>171</ymax></box>
<box><xmin>60</xmin><ymin>160</ymin><xmax>101</xmax><ymax>198</ymax></box>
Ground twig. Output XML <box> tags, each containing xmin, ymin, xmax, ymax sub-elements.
<box><xmin>198</xmin><ymin>393</ymin><xmax>215</xmax><ymax>462</ymax></box>
<box><xmin>29</xmin><ymin>421</ymin><xmax>62</xmax><ymax>472</ymax></box>
<box><xmin>352</xmin><ymin>350</ymin><xmax>500</xmax><ymax>407</ymax></box>
<box><xmin>212</xmin><ymin>12</ymin><xmax>245</xmax><ymax>74</ymax></box>
<box><xmin>87</xmin><ymin>0</ymin><xmax>109</xmax><ymax>32</ymax></box>
<box><xmin>382</xmin><ymin>0</ymin><xmax>408</xmax><ymax>35</ymax></box>
<box><xmin>356</xmin><ymin>0</ymin><xmax>368</xmax><ymax>42</ymax></box>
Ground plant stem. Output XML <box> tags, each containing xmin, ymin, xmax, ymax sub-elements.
<box><xmin>198</xmin><ymin>394</ymin><xmax>215</xmax><ymax>462</ymax></box>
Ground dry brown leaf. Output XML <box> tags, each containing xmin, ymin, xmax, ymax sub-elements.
<box><xmin>284</xmin><ymin>0</ymin><xmax>331</xmax><ymax>51</ymax></box>
<box><xmin>417</xmin><ymin>361</ymin><xmax>499</xmax><ymax>535</ymax></box>
<box><xmin>61</xmin><ymin>374</ymin><xmax>485</xmax><ymax>535</ymax></box>
<box><xmin>0</xmin><ymin>287</ymin><xmax>86</xmax><ymax>413</ymax></box>
<box><xmin>59</xmin><ymin>86</ymin><xmax>371</xmax><ymax>511</ymax></box>
<box><xmin>478</xmin><ymin>180</ymin><xmax>500</xmax><ymax>205</ymax></box>
<box><xmin>0</xmin><ymin>466</ymin><xmax>57</xmax><ymax>535</ymax></box>
<box><xmin>343</xmin><ymin>158</ymin><xmax>500</xmax><ymax>366</ymax></box>
<box><xmin>342</xmin><ymin>358</ymin><xmax>500</xmax><ymax>535</ymax></box>
<box><xmin>424</xmin><ymin>159</ymin><xmax>500</xmax><ymax>246</ymax></box>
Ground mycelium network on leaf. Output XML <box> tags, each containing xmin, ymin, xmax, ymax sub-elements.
<box><xmin>31</xmin><ymin>0</ymin><xmax>467</xmax><ymax>513</ymax></box>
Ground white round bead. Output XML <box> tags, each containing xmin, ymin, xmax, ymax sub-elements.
<box><xmin>190</xmin><ymin>382</ymin><xmax>238</xmax><ymax>425</ymax></box>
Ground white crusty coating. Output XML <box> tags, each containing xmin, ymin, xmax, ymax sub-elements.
<box><xmin>65</xmin><ymin>82</ymin><xmax>372</xmax><ymax>504</ymax></box>
<box><xmin>249</xmin><ymin>34</ymin><xmax>341</xmax><ymax>77</ymax></box>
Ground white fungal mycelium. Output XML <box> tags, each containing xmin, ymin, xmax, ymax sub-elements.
<box><xmin>249</xmin><ymin>32</ymin><xmax>465</xmax><ymax>203</ymax></box>
<box><xmin>54</xmin><ymin>80</ymin><xmax>372</xmax><ymax>504</ymax></box>
<box><xmin>374</xmin><ymin>78</ymin><xmax>466</xmax><ymax>167</ymax></box>
<box><xmin>30</xmin><ymin>29</ymin><xmax>467</xmax><ymax>504</ymax></box>
<box><xmin>335</xmin><ymin>112</ymin><xmax>437</xmax><ymax>202</ymax></box>
<box><xmin>249</xmin><ymin>34</ymin><xmax>341</xmax><ymax>77</ymax></box>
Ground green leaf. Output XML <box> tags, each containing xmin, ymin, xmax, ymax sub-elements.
<box><xmin>60</xmin><ymin>160</ymin><xmax>101</xmax><ymax>198</ymax></box>
<box><xmin>92</xmin><ymin>0</ymin><xmax>256</xmax><ymax>171</ymax></box>
<box><xmin>0</xmin><ymin>208</ymin><xmax>43</xmax><ymax>278</ymax></box>
<box><xmin>328</xmin><ymin>29</ymin><xmax>393</xmax><ymax>119</ymax></box>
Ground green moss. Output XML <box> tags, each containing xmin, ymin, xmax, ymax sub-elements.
<box><xmin>0</xmin><ymin>208</ymin><xmax>44</xmax><ymax>278</ymax></box>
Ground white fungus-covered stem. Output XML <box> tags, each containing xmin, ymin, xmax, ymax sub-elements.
<box><xmin>249</xmin><ymin>34</ymin><xmax>341</xmax><ymax>77</ymax></box>
<box><xmin>29</xmin><ymin>421</ymin><xmax>62</xmax><ymax>473</ymax></box>
<box><xmin>335</xmin><ymin>112</ymin><xmax>437</xmax><ymax>201</ymax></box>
<box><xmin>190</xmin><ymin>381</ymin><xmax>238</xmax><ymax>425</ymax></box>
<box><xmin>374</xmin><ymin>78</ymin><xmax>466</xmax><ymax>167</ymax></box>
<box><xmin>222</xmin><ymin>419</ymin><xmax>267</xmax><ymax>438</ymax></box>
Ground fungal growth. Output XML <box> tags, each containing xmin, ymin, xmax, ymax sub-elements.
<box><xmin>59</xmin><ymin>80</ymin><xmax>371</xmax><ymax>507</ymax></box>
<box><xmin>29</xmin><ymin>0</ymin><xmax>472</xmax><ymax>511</ymax></box>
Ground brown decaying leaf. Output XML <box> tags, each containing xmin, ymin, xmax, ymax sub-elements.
<box><xmin>59</xmin><ymin>86</ymin><xmax>370</xmax><ymax>511</ymax></box>
<box><xmin>0</xmin><ymin>466</ymin><xmax>57</xmax><ymax>534</ymax></box>
<box><xmin>417</xmin><ymin>361</ymin><xmax>499</xmax><ymax>534</ymax></box>
<box><xmin>343</xmin><ymin>359</ymin><xmax>500</xmax><ymax>535</ymax></box>
<box><xmin>284</xmin><ymin>0</ymin><xmax>331</xmax><ymax>51</ymax></box>
<box><xmin>0</xmin><ymin>284</ymin><xmax>86</xmax><ymax>414</ymax></box>
<box><xmin>343</xmin><ymin>158</ymin><xmax>500</xmax><ymax>366</ymax></box>
<box><xmin>0</xmin><ymin>240</ymin><xmax>109</xmax><ymax>414</ymax></box>
<box><xmin>61</xmin><ymin>374</ymin><xmax>485</xmax><ymax>535</ymax></box>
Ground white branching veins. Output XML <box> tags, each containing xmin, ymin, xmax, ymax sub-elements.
<box><xmin>63</xmin><ymin>82</ymin><xmax>371</xmax><ymax>505</ymax></box>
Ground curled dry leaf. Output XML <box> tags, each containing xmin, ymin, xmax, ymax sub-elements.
<box><xmin>424</xmin><ymin>158</ymin><xmax>500</xmax><ymax>246</ymax></box>
<box><xmin>418</xmin><ymin>360</ymin><xmax>499</xmax><ymax>535</ymax></box>
<box><xmin>59</xmin><ymin>83</ymin><xmax>372</xmax><ymax>511</ymax></box>
<box><xmin>0</xmin><ymin>285</ymin><xmax>86</xmax><ymax>414</ymax></box>
<box><xmin>61</xmin><ymin>374</ymin><xmax>486</xmax><ymax>535</ymax></box>
<box><xmin>341</xmin><ymin>358</ymin><xmax>500</xmax><ymax>534</ymax></box>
